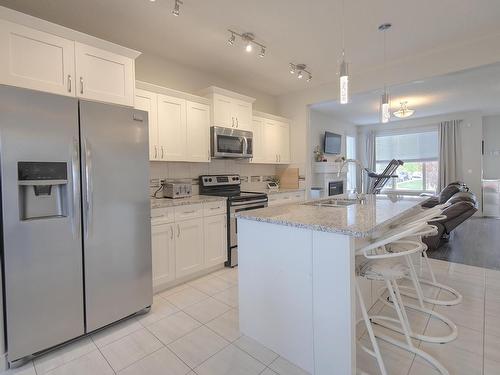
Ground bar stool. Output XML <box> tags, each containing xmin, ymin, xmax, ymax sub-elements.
<box><xmin>355</xmin><ymin>222</ymin><xmax>449</xmax><ymax>375</ymax></box>
<box><xmin>396</xmin><ymin>206</ymin><xmax>463</xmax><ymax>306</ymax></box>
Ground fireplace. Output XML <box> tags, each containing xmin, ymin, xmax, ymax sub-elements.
<box><xmin>328</xmin><ymin>181</ymin><xmax>344</xmax><ymax>196</ymax></box>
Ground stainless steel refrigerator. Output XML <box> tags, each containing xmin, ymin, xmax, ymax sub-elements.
<box><xmin>0</xmin><ymin>85</ymin><xmax>152</xmax><ymax>364</ymax></box>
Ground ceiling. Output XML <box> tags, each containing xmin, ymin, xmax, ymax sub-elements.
<box><xmin>311</xmin><ymin>62</ymin><xmax>500</xmax><ymax>125</ymax></box>
<box><xmin>1</xmin><ymin>0</ymin><xmax>500</xmax><ymax>96</ymax></box>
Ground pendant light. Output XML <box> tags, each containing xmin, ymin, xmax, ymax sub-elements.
<box><xmin>379</xmin><ymin>23</ymin><xmax>392</xmax><ymax>123</ymax></box>
<box><xmin>339</xmin><ymin>0</ymin><xmax>349</xmax><ymax>104</ymax></box>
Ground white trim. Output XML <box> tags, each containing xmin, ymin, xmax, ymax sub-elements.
<box><xmin>135</xmin><ymin>81</ymin><xmax>209</xmax><ymax>105</ymax></box>
<box><xmin>0</xmin><ymin>6</ymin><xmax>141</xmax><ymax>59</ymax></box>
<box><xmin>198</xmin><ymin>86</ymin><xmax>256</xmax><ymax>103</ymax></box>
<box><xmin>253</xmin><ymin>110</ymin><xmax>290</xmax><ymax>123</ymax></box>
<box><xmin>375</xmin><ymin>124</ymin><xmax>438</xmax><ymax>137</ymax></box>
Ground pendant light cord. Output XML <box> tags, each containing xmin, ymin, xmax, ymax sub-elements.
<box><xmin>341</xmin><ymin>0</ymin><xmax>345</xmax><ymax>58</ymax></box>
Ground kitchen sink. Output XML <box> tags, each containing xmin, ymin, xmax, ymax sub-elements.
<box><xmin>303</xmin><ymin>198</ymin><xmax>359</xmax><ymax>207</ymax></box>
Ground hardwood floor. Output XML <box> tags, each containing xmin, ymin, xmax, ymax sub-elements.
<box><xmin>428</xmin><ymin>217</ymin><xmax>500</xmax><ymax>270</ymax></box>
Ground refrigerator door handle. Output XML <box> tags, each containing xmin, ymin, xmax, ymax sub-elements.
<box><xmin>83</xmin><ymin>137</ymin><xmax>94</xmax><ymax>239</ymax></box>
<box><xmin>71</xmin><ymin>138</ymin><xmax>80</xmax><ymax>239</ymax></box>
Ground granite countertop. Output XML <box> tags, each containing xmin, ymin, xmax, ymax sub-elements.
<box><xmin>236</xmin><ymin>194</ymin><xmax>428</xmax><ymax>238</ymax></box>
<box><xmin>151</xmin><ymin>195</ymin><xmax>226</xmax><ymax>209</ymax></box>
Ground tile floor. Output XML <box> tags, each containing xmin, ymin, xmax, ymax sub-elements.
<box><xmin>4</xmin><ymin>259</ymin><xmax>500</xmax><ymax>375</ymax></box>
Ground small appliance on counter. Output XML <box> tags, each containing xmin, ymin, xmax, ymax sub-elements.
<box><xmin>162</xmin><ymin>181</ymin><xmax>192</xmax><ymax>199</ymax></box>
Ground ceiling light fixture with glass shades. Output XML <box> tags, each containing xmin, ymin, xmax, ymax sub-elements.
<box><xmin>289</xmin><ymin>63</ymin><xmax>312</xmax><ymax>82</ymax></box>
<box><xmin>379</xmin><ymin>23</ymin><xmax>392</xmax><ymax>124</ymax></box>
<box><xmin>227</xmin><ymin>30</ymin><xmax>266</xmax><ymax>57</ymax></box>
<box><xmin>339</xmin><ymin>0</ymin><xmax>349</xmax><ymax>104</ymax></box>
<box><xmin>393</xmin><ymin>101</ymin><xmax>415</xmax><ymax>118</ymax></box>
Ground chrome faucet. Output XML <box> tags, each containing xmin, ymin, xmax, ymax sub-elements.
<box><xmin>337</xmin><ymin>159</ymin><xmax>366</xmax><ymax>200</ymax></box>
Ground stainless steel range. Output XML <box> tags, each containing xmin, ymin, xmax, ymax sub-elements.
<box><xmin>199</xmin><ymin>175</ymin><xmax>268</xmax><ymax>267</ymax></box>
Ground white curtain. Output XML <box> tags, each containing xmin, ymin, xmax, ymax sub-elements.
<box><xmin>363</xmin><ymin>130</ymin><xmax>376</xmax><ymax>193</ymax></box>
<box><xmin>438</xmin><ymin>120</ymin><xmax>462</xmax><ymax>191</ymax></box>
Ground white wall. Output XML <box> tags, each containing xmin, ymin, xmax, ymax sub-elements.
<box><xmin>136</xmin><ymin>54</ymin><xmax>278</xmax><ymax>114</ymax></box>
<box><xmin>277</xmin><ymin>30</ymin><xmax>500</xmax><ymax>192</ymax></box>
<box><xmin>357</xmin><ymin>111</ymin><xmax>483</xmax><ymax>208</ymax></box>
<box><xmin>135</xmin><ymin>54</ymin><xmax>282</xmax><ymax>188</ymax></box>
<box><xmin>483</xmin><ymin>115</ymin><xmax>500</xmax><ymax>179</ymax></box>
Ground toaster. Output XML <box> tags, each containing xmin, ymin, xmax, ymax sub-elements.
<box><xmin>162</xmin><ymin>182</ymin><xmax>192</xmax><ymax>199</ymax></box>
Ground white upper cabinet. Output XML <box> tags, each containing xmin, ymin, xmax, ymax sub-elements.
<box><xmin>157</xmin><ymin>94</ymin><xmax>186</xmax><ymax>161</ymax></box>
<box><xmin>136</xmin><ymin>83</ymin><xmax>211</xmax><ymax>163</ymax></box>
<box><xmin>201</xmin><ymin>87</ymin><xmax>255</xmax><ymax>131</ymax></box>
<box><xmin>0</xmin><ymin>15</ymin><xmax>138</xmax><ymax>106</ymax></box>
<box><xmin>232</xmin><ymin>99</ymin><xmax>253</xmax><ymax>131</ymax></box>
<box><xmin>251</xmin><ymin>117</ymin><xmax>266</xmax><ymax>163</ymax></box>
<box><xmin>75</xmin><ymin>43</ymin><xmax>134</xmax><ymax>106</ymax></box>
<box><xmin>212</xmin><ymin>94</ymin><xmax>234</xmax><ymax>128</ymax></box>
<box><xmin>186</xmin><ymin>101</ymin><xmax>210</xmax><ymax>162</ymax></box>
<box><xmin>252</xmin><ymin>112</ymin><xmax>291</xmax><ymax>164</ymax></box>
<box><xmin>0</xmin><ymin>20</ymin><xmax>75</xmax><ymax>97</ymax></box>
<box><xmin>135</xmin><ymin>88</ymin><xmax>159</xmax><ymax>161</ymax></box>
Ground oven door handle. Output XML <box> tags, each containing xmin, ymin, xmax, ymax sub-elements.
<box><xmin>231</xmin><ymin>199</ymin><xmax>268</xmax><ymax>207</ymax></box>
<box><xmin>231</xmin><ymin>204</ymin><xmax>268</xmax><ymax>213</ymax></box>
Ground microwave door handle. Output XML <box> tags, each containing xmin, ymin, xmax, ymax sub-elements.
<box><xmin>242</xmin><ymin>136</ymin><xmax>248</xmax><ymax>154</ymax></box>
<box><xmin>71</xmin><ymin>137</ymin><xmax>80</xmax><ymax>239</ymax></box>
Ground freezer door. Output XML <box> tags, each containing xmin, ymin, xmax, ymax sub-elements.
<box><xmin>79</xmin><ymin>101</ymin><xmax>152</xmax><ymax>332</ymax></box>
<box><xmin>0</xmin><ymin>86</ymin><xmax>84</xmax><ymax>361</ymax></box>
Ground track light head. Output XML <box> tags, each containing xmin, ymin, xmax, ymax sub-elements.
<box><xmin>289</xmin><ymin>63</ymin><xmax>311</xmax><ymax>82</ymax></box>
<box><xmin>307</xmin><ymin>74</ymin><xmax>312</xmax><ymax>82</ymax></box>
<box><xmin>297</xmin><ymin>71</ymin><xmax>303</xmax><ymax>79</ymax></box>
<box><xmin>289</xmin><ymin>64</ymin><xmax>296</xmax><ymax>74</ymax></box>
<box><xmin>259</xmin><ymin>47</ymin><xmax>266</xmax><ymax>58</ymax></box>
<box><xmin>228</xmin><ymin>33</ymin><xmax>235</xmax><ymax>46</ymax></box>
<box><xmin>245</xmin><ymin>43</ymin><xmax>253</xmax><ymax>52</ymax></box>
<box><xmin>172</xmin><ymin>0</ymin><xmax>183</xmax><ymax>16</ymax></box>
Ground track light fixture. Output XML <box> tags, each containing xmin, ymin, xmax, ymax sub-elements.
<box><xmin>227</xmin><ymin>30</ymin><xmax>267</xmax><ymax>57</ymax></box>
<box><xmin>289</xmin><ymin>63</ymin><xmax>312</xmax><ymax>82</ymax></box>
<box><xmin>172</xmin><ymin>0</ymin><xmax>183</xmax><ymax>16</ymax></box>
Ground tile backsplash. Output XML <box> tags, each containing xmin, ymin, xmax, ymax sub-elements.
<box><xmin>150</xmin><ymin>160</ymin><xmax>277</xmax><ymax>195</ymax></box>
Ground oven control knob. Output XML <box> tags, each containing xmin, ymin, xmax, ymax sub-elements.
<box><xmin>208</xmin><ymin>178</ymin><xmax>212</xmax><ymax>182</ymax></box>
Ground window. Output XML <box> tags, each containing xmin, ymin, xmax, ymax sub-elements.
<box><xmin>375</xmin><ymin>129</ymin><xmax>439</xmax><ymax>193</ymax></box>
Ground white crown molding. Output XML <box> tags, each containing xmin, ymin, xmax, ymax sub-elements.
<box><xmin>0</xmin><ymin>6</ymin><xmax>141</xmax><ymax>59</ymax></box>
<box><xmin>198</xmin><ymin>86</ymin><xmax>256</xmax><ymax>103</ymax></box>
<box><xmin>136</xmin><ymin>81</ymin><xmax>209</xmax><ymax>105</ymax></box>
<box><xmin>253</xmin><ymin>110</ymin><xmax>290</xmax><ymax>123</ymax></box>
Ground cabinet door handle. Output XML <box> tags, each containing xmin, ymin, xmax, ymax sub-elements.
<box><xmin>177</xmin><ymin>224</ymin><xmax>180</xmax><ymax>238</ymax></box>
<box><xmin>154</xmin><ymin>146</ymin><xmax>158</xmax><ymax>159</ymax></box>
<box><xmin>80</xmin><ymin>77</ymin><xmax>84</xmax><ymax>94</ymax></box>
<box><xmin>170</xmin><ymin>225</ymin><xmax>174</xmax><ymax>240</ymax></box>
<box><xmin>161</xmin><ymin>146</ymin><xmax>164</xmax><ymax>159</ymax></box>
<box><xmin>236</xmin><ymin>118</ymin><xmax>239</xmax><ymax>128</ymax></box>
<box><xmin>67</xmin><ymin>75</ymin><xmax>72</xmax><ymax>92</ymax></box>
<box><xmin>231</xmin><ymin>117</ymin><xmax>234</xmax><ymax>128</ymax></box>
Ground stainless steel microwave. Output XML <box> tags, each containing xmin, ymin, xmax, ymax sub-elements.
<box><xmin>211</xmin><ymin>126</ymin><xmax>253</xmax><ymax>159</ymax></box>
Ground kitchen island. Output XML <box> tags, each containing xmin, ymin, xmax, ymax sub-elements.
<box><xmin>236</xmin><ymin>194</ymin><xmax>427</xmax><ymax>375</ymax></box>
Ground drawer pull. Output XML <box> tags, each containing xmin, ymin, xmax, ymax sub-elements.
<box><xmin>183</xmin><ymin>210</ymin><xmax>196</xmax><ymax>214</ymax></box>
<box><xmin>210</xmin><ymin>207</ymin><xmax>221</xmax><ymax>210</ymax></box>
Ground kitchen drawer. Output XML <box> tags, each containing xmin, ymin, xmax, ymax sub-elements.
<box><xmin>174</xmin><ymin>203</ymin><xmax>203</xmax><ymax>221</ymax></box>
<box><xmin>151</xmin><ymin>207</ymin><xmax>174</xmax><ymax>225</ymax></box>
<box><xmin>204</xmin><ymin>200</ymin><xmax>227</xmax><ymax>217</ymax></box>
<box><xmin>280</xmin><ymin>193</ymin><xmax>293</xmax><ymax>203</ymax></box>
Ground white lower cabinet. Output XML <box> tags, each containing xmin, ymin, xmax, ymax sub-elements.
<box><xmin>175</xmin><ymin>218</ymin><xmax>205</xmax><ymax>278</ymax></box>
<box><xmin>204</xmin><ymin>215</ymin><xmax>227</xmax><ymax>267</ymax></box>
<box><xmin>268</xmin><ymin>191</ymin><xmax>306</xmax><ymax>207</ymax></box>
<box><xmin>151</xmin><ymin>202</ymin><xmax>227</xmax><ymax>290</ymax></box>
<box><xmin>151</xmin><ymin>223</ymin><xmax>176</xmax><ymax>287</ymax></box>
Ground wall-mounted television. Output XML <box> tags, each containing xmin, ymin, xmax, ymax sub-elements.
<box><xmin>323</xmin><ymin>131</ymin><xmax>342</xmax><ymax>154</ymax></box>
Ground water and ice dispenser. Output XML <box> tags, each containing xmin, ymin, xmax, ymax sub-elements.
<box><xmin>18</xmin><ymin>162</ymin><xmax>69</xmax><ymax>220</ymax></box>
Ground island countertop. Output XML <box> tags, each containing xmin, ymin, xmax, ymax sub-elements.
<box><xmin>236</xmin><ymin>194</ymin><xmax>428</xmax><ymax>238</ymax></box>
